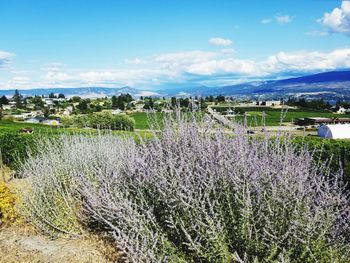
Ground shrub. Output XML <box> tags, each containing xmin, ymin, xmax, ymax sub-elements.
<box><xmin>0</xmin><ymin>182</ymin><xmax>19</xmax><ymax>226</ymax></box>
<box><xmin>62</xmin><ymin>112</ymin><xmax>135</xmax><ymax>131</ymax></box>
<box><xmin>22</xmin><ymin>114</ymin><xmax>350</xmax><ymax>262</ymax></box>
<box><xmin>0</xmin><ymin>133</ymin><xmax>36</xmax><ymax>169</ymax></box>
<box><xmin>90</xmin><ymin>111</ymin><xmax>135</xmax><ymax>131</ymax></box>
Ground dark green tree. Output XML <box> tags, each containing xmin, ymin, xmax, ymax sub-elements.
<box><xmin>0</xmin><ymin>95</ymin><xmax>9</xmax><ymax>105</ymax></box>
<box><xmin>77</xmin><ymin>100</ymin><xmax>89</xmax><ymax>112</ymax></box>
<box><xmin>116</xmin><ymin>96</ymin><xmax>125</xmax><ymax>110</ymax></box>
<box><xmin>31</xmin><ymin>96</ymin><xmax>45</xmax><ymax>108</ymax></box>
<box><xmin>13</xmin><ymin>89</ymin><xmax>23</xmax><ymax>108</ymax></box>
<box><xmin>111</xmin><ymin>95</ymin><xmax>118</xmax><ymax>109</ymax></box>
<box><xmin>143</xmin><ymin>97</ymin><xmax>154</xmax><ymax>110</ymax></box>
<box><xmin>171</xmin><ymin>97</ymin><xmax>177</xmax><ymax>108</ymax></box>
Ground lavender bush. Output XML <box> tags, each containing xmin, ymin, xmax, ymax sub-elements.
<box><xmin>22</xmin><ymin>114</ymin><xmax>350</xmax><ymax>262</ymax></box>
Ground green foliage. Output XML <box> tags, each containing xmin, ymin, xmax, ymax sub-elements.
<box><xmin>112</xmin><ymin>94</ymin><xmax>133</xmax><ymax>110</ymax></box>
<box><xmin>71</xmin><ymin>96</ymin><xmax>82</xmax><ymax>103</ymax></box>
<box><xmin>143</xmin><ymin>97</ymin><xmax>154</xmax><ymax>110</ymax></box>
<box><xmin>12</xmin><ymin>89</ymin><xmax>23</xmax><ymax>108</ymax></box>
<box><xmin>0</xmin><ymin>95</ymin><xmax>9</xmax><ymax>105</ymax></box>
<box><xmin>0</xmin><ymin>133</ymin><xmax>36</xmax><ymax>169</ymax></box>
<box><xmin>62</xmin><ymin>111</ymin><xmax>135</xmax><ymax>131</ymax></box>
<box><xmin>293</xmin><ymin>136</ymin><xmax>350</xmax><ymax>186</ymax></box>
<box><xmin>286</xmin><ymin>98</ymin><xmax>332</xmax><ymax>110</ymax></box>
<box><xmin>31</xmin><ymin>96</ymin><xmax>44</xmax><ymax>108</ymax></box>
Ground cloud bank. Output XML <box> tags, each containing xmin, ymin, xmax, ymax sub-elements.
<box><xmin>1</xmin><ymin>47</ymin><xmax>350</xmax><ymax>90</ymax></box>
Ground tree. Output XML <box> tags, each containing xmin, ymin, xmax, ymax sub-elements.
<box><xmin>43</xmin><ymin>108</ymin><xmax>50</xmax><ymax>118</ymax></box>
<box><xmin>71</xmin><ymin>96</ymin><xmax>82</xmax><ymax>103</ymax></box>
<box><xmin>217</xmin><ymin>95</ymin><xmax>225</xmax><ymax>103</ymax></box>
<box><xmin>200</xmin><ymin>98</ymin><xmax>207</xmax><ymax>111</ymax></box>
<box><xmin>31</xmin><ymin>96</ymin><xmax>44</xmax><ymax>108</ymax></box>
<box><xmin>58</xmin><ymin>93</ymin><xmax>65</xmax><ymax>99</ymax></box>
<box><xmin>111</xmin><ymin>96</ymin><xmax>118</xmax><ymax>109</ymax></box>
<box><xmin>179</xmin><ymin>98</ymin><xmax>190</xmax><ymax>108</ymax></box>
<box><xmin>143</xmin><ymin>98</ymin><xmax>154</xmax><ymax>110</ymax></box>
<box><xmin>0</xmin><ymin>95</ymin><xmax>9</xmax><ymax>105</ymax></box>
<box><xmin>49</xmin><ymin>92</ymin><xmax>56</xmax><ymax>98</ymax></box>
<box><xmin>116</xmin><ymin>96</ymin><xmax>125</xmax><ymax>110</ymax></box>
<box><xmin>171</xmin><ymin>97</ymin><xmax>177</xmax><ymax>108</ymax></box>
<box><xmin>12</xmin><ymin>90</ymin><xmax>23</xmax><ymax>108</ymax></box>
<box><xmin>77</xmin><ymin>100</ymin><xmax>89</xmax><ymax>112</ymax></box>
<box><xmin>119</xmin><ymin>93</ymin><xmax>133</xmax><ymax>103</ymax></box>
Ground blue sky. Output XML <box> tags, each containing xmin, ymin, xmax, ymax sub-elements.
<box><xmin>0</xmin><ymin>0</ymin><xmax>350</xmax><ymax>90</ymax></box>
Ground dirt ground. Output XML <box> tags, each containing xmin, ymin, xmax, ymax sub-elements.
<box><xmin>0</xmin><ymin>227</ymin><xmax>118</xmax><ymax>263</ymax></box>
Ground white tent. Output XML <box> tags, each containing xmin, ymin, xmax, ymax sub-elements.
<box><xmin>317</xmin><ymin>124</ymin><xmax>350</xmax><ymax>139</ymax></box>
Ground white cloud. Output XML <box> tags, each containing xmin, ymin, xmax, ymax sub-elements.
<box><xmin>208</xmin><ymin>37</ymin><xmax>233</xmax><ymax>46</ymax></box>
<box><xmin>261</xmin><ymin>15</ymin><xmax>293</xmax><ymax>25</ymax></box>
<box><xmin>1</xmin><ymin>47</ymin><xmax>350</xmax><ymax>90</ymax></box>
<box><xmin>263</xmin><ymin>49</ymin><xmax>350</xmax><ymax>72</ymax></box>
<box><xmin>276</xmin><ymin>15</ymin><xmax>293</xmax><ymax>24</ymax></box>
<box><xmin>124</xmin><ymin>58</ymin><xmax>146</xmax><ymax>65</ymax></box>
<box><xmin>305</xmin><ymin>30</ymin><xmax>329</xmax><ymax>37</ymax></box>
<box><xmin>321</xmin><ymin>1</ymin><xmax>350</xmax><ymax>35</ymax></box>
<box><xmin>0</xmin><ymin>51</ymin><xmax>14</xmax><ymax>67</ymax></box>
<box><xmin>220</xmin><ymin>48</ymin><xmax>236</xmax><ymax>55</ymax></box>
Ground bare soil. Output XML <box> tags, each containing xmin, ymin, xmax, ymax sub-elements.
<box><xmin>0</xmin><ymin>227</ymin><xmax>118</xmax><ymax>263</ymax></box>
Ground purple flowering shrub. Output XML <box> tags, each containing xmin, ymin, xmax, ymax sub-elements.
<box><xmin>22</xmin><ymin>114</ymin><xmax>350</xmax><ymax>262</ymax></box>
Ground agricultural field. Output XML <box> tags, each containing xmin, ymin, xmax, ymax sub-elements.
<box><xmin>129</xmin><ymin>112</ymin><xmax>204</xmax><ymax>130</ymax></box>
<box><xmin>0</xmin><ymin>120</ymin><xmax>150</xmax><ymax>138</ymax></box>
<box><xmin>212</xmin><ymin>106</ymin><xmax>347</xmax><ymax>126</ymax></box>
<box><xmin>129</xmin><ymin>112</ymin><xmax>164</xmax><ymax>130</ymax></box>
<box><xmin>0</xmin><ymin>120</ymin><xmax>65</xmax><ymax>135</ymax></box>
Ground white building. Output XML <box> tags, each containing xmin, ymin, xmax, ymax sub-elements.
<box><xmin>2</xmin><ymin>104</ymin><xmax>16</xmax><ymax>110</ymax></box>
<box><xmin>112</xmin><ymin>109</ymin><xmax>122</xmax><ymax>115</ymax></box>
<box><xmin>337</xmin><ymin>107</ymin><xmax>347</xmax><ymax>114</ymax></box>
<box><xmin>318</xmin><ymin>124</ymin><xmax>350</xmax><ymax>139</ymax></box>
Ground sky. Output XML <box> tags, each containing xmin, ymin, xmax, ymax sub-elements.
<box><xmin>0</xmin><ymin>0</ymin><xmax>350</xmax><ymax>90</ymax></box>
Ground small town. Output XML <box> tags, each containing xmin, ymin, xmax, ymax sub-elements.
<box><xmin>1</xmin><ymin>89</ymin><xmax>350</xmax><ymax>139</ymax></box>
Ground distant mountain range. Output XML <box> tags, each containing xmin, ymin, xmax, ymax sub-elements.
<box><xmin>1</xmin><ymin>70</ymin><xmax>350</xmax><ymax>100</ymax></box>
<box><xmin>162</xmin><ymin>70</ymin><xmax>350</xmax><ymax>100</ymax></box>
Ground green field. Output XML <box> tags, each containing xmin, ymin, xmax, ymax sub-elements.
<box><xmin>0</xmin><ymin>120</ymin><xmax>66</xmax><ymax>135</ymax></box>
<box><xmin>0</xmin><ymin>120</ymin><xmax>151</xmax><ymax>139</ymax></box>
<box><xmin>212</xmin><ymin>106</ymin><xmax>347</xmax><ymax>126</ymax></box>
<box><xmin>129</xmin><ymin>112</ymin><xmax>165</xmax><ymax>130</ymax></box>
<box><xmin>129</xmin><ymin>112</ymin><xmax>204</xmax><ymax>130</ymax></box>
